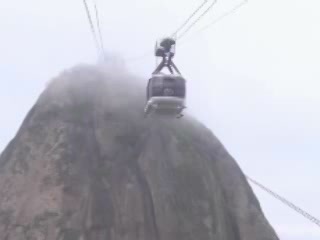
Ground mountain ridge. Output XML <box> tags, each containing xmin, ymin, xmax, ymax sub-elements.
<box><xmin>0</xmin><ymin>64</ymin><xmax>279</xmax><ymax>240</ymax></box>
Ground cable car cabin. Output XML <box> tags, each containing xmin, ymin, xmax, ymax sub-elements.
<box><xmin>144</xmin><ymin>74</ymin><xmax>186</xmax><ymax>117</ymax></box>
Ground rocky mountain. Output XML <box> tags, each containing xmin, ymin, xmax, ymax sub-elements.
<box><xmin>0</xmin><ymin>65</ymin><xmax>279</xmax><ymax>240</ymax></box>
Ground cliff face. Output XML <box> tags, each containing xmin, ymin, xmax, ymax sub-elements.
<box><xmin>0</xmin><ymin>65</ymin><xmax>278</xmax><ymax>240</ymax></box>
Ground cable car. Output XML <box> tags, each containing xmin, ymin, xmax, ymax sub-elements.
<box><xmin>144</xmin><ymin>37</ymin><xmax>186</xmax><ymax>118</ymax></box>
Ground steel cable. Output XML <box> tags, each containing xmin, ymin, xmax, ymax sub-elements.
<box><xmin>176</xmin><ymin>0</ymin><xmax>218</xmax><ymax>40</ymax></box>
<box><xmin>247</xmin><ymin>176</ymin><xmax>320</xmax><ymax>228</ymax></box>
<box><xmin>82</xmin><ymin>0</ymin><xmax>103</xmax><ymax>57</ymax></box>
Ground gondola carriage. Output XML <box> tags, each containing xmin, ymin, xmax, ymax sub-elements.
<box><xmin>144</xmin><ymin>37</ymin><xmax>187</xmax><ymax>118</ymax></box>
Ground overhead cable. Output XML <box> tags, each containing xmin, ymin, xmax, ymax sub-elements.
<box><xmin>247</xmin><ymin>176</ymin><xmax>320</xmax><ymax>228</ymax></box>
<box><xmin>93</xmin><ymin>0</ymin><xmax>106</xmax><ymax>59</ymax></box>
<box><xmin>171</xmin><ymin>0</ymin><xmax>209</xmax><ymax>38</ymax></box>
<box><xmin>176</xmin><ymin>0</ymin><xmax>218</xmax><ymax>40</ymax></box>
<box><xmin>179</xmin><ymin>0</ymin><xmax>248</xmax><ymax>45</ymax></box>
<box><xmin>82</xmin><ymin>0</ymin><xmax>103</xmax><ymax>58</ymax></box>
<box><xmin>198</xmin><ymin>0</ymin><xmax>248</xmax><ymax>34</ymax></box>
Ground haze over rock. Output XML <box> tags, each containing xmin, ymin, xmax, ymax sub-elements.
<box><xmin>0</xmin><ymin>65</ymin><xmax>279</xmax><ymax>240</ymax></box>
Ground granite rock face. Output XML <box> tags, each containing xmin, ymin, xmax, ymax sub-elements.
<box><xmin>0</xmin><ymin>65</ymin><xmax>279</xmax><ymax>240</ymax></box>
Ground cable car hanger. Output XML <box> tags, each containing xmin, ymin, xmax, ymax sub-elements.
<box><xmin>153</xmin><ymin>38</ymin><xmax>181</xmax><ymax>75</ymax></box>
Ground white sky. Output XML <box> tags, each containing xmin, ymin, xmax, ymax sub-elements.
<box><xmin>0</xmin><ymin>0</ymin><xmax>320</xmax><ymax>239</ymax></box>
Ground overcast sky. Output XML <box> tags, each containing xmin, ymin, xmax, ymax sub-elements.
<box><xmin>1</xmin><ymin>0</ymin><xmax>320</xmax><ymax>239</ymax></box>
